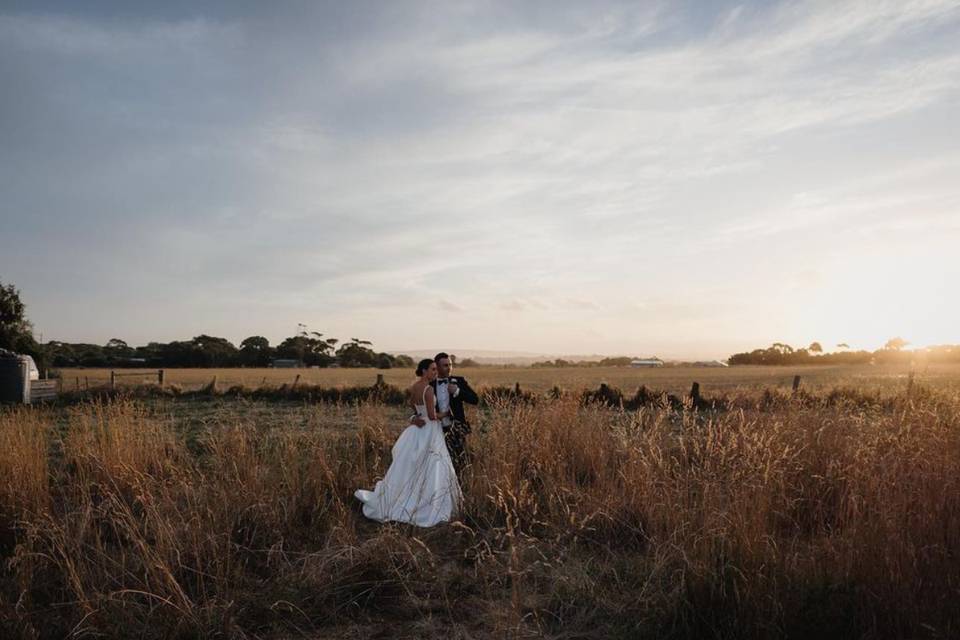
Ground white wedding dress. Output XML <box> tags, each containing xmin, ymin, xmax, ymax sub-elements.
<box><xmin>355</xmin><ymin>386</ymin><xmax>462</xmax><ymax>527</ymax></box>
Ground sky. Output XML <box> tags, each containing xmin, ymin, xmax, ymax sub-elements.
<box><xmin>1</xmin><ymin>0</ymin><xmax>959</xmax><ymax>360</ymax></box>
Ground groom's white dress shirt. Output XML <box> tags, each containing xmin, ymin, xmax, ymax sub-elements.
<box><xmin>436</xmin><ymin>379</ymin><xmax>455</xmax><ymax>428</ymax></box>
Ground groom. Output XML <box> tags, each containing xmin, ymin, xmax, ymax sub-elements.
<box><xmin>413</xmin><ymin>352</ymin><xmax>479</xmax><ymax>471</ymax></box>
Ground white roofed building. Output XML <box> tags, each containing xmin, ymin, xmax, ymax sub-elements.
<box><xmin>630</xmin><ymin>358</ymin><xmax>664</xmax><ymax>368</ymax></box>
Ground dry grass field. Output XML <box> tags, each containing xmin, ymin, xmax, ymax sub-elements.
<box><xmin>54</xmin><ymin>362</ymin><xmax>960</xmax><ymax>395</ymax></box>
<box><xmin>2</xmin><ymin>369</ymin><xmax>959</xmax><ymax>638</ymax></box>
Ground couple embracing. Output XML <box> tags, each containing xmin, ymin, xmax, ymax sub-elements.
<box><xmin>355</xmin><ymin>352</ymin><xmax>479</xmax><ymax>527</ymax></box>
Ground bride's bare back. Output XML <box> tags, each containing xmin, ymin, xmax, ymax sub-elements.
<box><xmin>409</xmin><ymin>382</ymin><xmax>437</xmax><ymax>421</ymax></box>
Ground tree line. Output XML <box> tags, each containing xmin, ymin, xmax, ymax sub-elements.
<box><xmin>2</xmin><ymin>280</ymin><xmax>413</xmax><ymax>370</ymax></box>
<box><xmin>727</xmin><ymin>339</ymin><xmax>960</xmax><ymax>365</ymax></box>
<box><xmin>6</xmin><ymin>279</ymin><xmax>959</xmax><ymax>372</ymax></box>
<box><xmin>43</xmin><ymin>334</ymin><xmax>416</xmax><ymax>369</ymax></box>
<box><xmin>531</xmin><ymin>357</ymin><xmax>637</xmax><ymax>368</ymax></box>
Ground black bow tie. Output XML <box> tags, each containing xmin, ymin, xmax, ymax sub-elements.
<box><xmin>437</xmin><ymin>378</ymin><xmax>449</xmax><ymax>384</ymax></box>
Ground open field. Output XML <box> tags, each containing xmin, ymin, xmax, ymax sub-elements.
<box><xmin>54</xmin><ymin>362</ymin><xmax>960</xmax><ymax>395</ymax></box>
<box><xmin>2</xmin><ymin>374</ymin><xmax>960</xmax><ymax>639</ymax></box>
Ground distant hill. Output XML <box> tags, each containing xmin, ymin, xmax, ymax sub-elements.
<box><xmin>387</xmin><ymin>349</ymin><xmax>632</xmax><ymax>366</ymax></box>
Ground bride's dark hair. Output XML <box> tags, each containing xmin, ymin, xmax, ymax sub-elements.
<box><xmin>415</xmin><ymin>358</ymin><xmax>434</xmax><ymax>376</ymax></box>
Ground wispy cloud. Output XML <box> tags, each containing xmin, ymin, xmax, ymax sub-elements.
<box><xmin>1</xmin><ymin>1</ymin><xmax>958</xmax><ymax>356</ymax></box>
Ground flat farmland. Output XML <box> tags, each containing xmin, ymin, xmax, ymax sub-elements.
<box><xmin>5</xmin><ymin>374</ymin><xmax>960</xmax><ymax>638</ymax></box>
<box><xmin>55</xmin><ymin>362</ymin><xmax>960</xmax><ymax>394</ymax></box>
<box><xmin>6</xmin><ymin>362</ymin><xmax>960</xmax><ymax>638</ymax></box>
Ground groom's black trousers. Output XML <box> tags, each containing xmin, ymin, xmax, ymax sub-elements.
<box><xmin>443</xmin><ymin>421</ymin><xmax>470</xmax><ymax>473</ymax></box>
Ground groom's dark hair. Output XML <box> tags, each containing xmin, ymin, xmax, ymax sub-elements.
<box><xmin>434</xmin><ymin>352</ymin><xmax>450</xmax><ymax>363</ymax></box>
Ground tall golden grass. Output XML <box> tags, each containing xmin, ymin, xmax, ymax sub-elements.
<box><xmin>1</xmin><ymin>386</ymin><xmax>959</xmax><ymax>638</ymax></box>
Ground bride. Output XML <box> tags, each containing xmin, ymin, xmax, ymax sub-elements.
<box><xmin>355</xmin><ymin>358</ymin><xmax>462</xmax><ymax>527</ymax></box>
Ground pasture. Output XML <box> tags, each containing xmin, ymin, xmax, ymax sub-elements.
<box><xmin>1</xmin><ymin>365</ymin><xmax>959</xmax><ymax>638</ymax></box>
<box><xmin>53</xmin><ymin>362</ymin><xmax>960</xmax><ymax>395</ymax></box>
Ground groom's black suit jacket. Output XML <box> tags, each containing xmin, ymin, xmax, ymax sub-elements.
<box><xmin>430</xmin><ymin>376</ymin><xmax>479</xmax><ymax>428</ymax></box>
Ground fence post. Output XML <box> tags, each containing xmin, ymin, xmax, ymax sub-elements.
<box><xmin>75</xmin><ymin>376</ymin><xmax>80</xmax><ymax>391</ymax></box>
<box><xmin>292</xmin><ymin>374</ymin><xmax>300</xmax><ymax>387</ymax></box>
<box><xmin>792</xmin><ymin>375</ymin><xmax>801</xmax><ymax>394</ymax></box>
<box><xmin>19</xmin><ymin>359</ymin><xmax>30</xmax><ymax>404</ymax></box>
<box><xmin>515</xmin><ymin>382</ymin><xmax>521</xmax><ymax>395</ymax></box>
<box><xmin>376</xmin><ymin>373</ymin><xmax>385</xmax><ymax>386</ymax></box>
<box><xmin>110</xmin><ymin>370</ymin><xmax>116</xmax><ymax>389</ymax></box>
<box><xmin>690</xmin><ymin>382</ymin><xmax>701</xmax><ymax>406</ymax></box>
<box><xmin>158</xmin><ymin>369</ymin><xmax>165</xmax><ymax>385</ymax></box>
<box><xmin>907</xmin><ymin>371</ymin><xmax>915</xmax><ymax>394</ymax></box>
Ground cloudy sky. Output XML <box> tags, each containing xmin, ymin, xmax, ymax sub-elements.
<box><xmin>1</xmin><ymin>1</ymin><xmax>958</xmax><ymax>359</ymax></box>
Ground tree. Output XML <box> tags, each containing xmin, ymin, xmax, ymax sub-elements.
<box><xmin>808</xmin><ymin>342</ymin><xmax>823</xmax><ymax>354</ymax></box>
<box><xmin>158</xmin><ymin>341</ymin><xmax>198</xmax><ymax>367</ymax></box>
<box><xmin>837</xmin><ymin>343</ymin><xmax>850</xmax><ymax>350</ymax></box>
<box><xmin>0</xmin><ymin>281</ymin><xmax>32</xmax><ymax>352</ymax></box>
<box><xmin>239</xmin><ymin>336</ymin><xmax>274</xmax><ymax>367</ymax></box>
<box><xmin>728</xmin><ymin>342</ymin><xmax>804</xmax><ymax>365</ymax></box>
<box><xmin>191</xmin><ymin>335</ymin><xmax>239</xmax><ymax>367</ymax></box>
<box><xmin>336</xmin><ymin>338</ymin><xmax>378</xmax><ymax>368</ymax></box>
<box><xmin>884</xmin><ymin>337</ymin><xmax>909</xmax><ymax>351</ymax></box>
<box><xmin>135</xmin><ymin>342</ymin><xmax>166</xmax><ymax>365</ymax></box>
<box><xmin>47</xmin><ymin>341</ymin><xmax>78</xmax><ymax>367</ymax></box>
<box><xmin>104</xmin><ymin>338</ymin><xmax>134</xmax><ymax>361</ymax></box>
<box><xmin>277</xmin><ymin>333</ymin><xmax>337</xmax><ymax>367</ymax></box>
<box><xmin>393</xmin><ymin>354</ymin><xmax>415</xmax><ymax>368</ymax></box>
<box><xmin>0</xmin><ymin>280</ymin><xmax>47</xmax><ymax>371</ymax></box>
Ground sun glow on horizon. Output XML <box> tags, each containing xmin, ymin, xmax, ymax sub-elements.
<box><xmin>785</xmin><ymin>239</ymin><xmax>958</xmax><ymax>354</ymax></box>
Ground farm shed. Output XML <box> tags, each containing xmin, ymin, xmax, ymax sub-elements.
<box><xmin>271</xmin><ymin>359</ymin><xmax>303</xmax><ymax>368</ymax></box>
<box><xmin>630</xmin><ymin>358</ymin><xmax>664</xmax><ymax>368</ymax></box>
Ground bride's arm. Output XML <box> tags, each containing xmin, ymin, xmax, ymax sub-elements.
<box><xmin>424</xmin><ymin>387</ymin><xmax>438</xmax><ymax>421</ymax></box>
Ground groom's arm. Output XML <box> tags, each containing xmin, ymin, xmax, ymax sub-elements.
<box><xmin>454</xmin><ymin>377</ymin><xmax>480</xmax><ymax>405</ymax></box>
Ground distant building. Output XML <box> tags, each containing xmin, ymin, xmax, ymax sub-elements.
<box><xmin>630</xmin><ymin>358</ymin><xmax>664</xmax><ymax>368</ymax></box>
<box><xmin>271</xmin><ymin>358</ymin><xmax>303</xmax><ymax>368</ymax></box>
